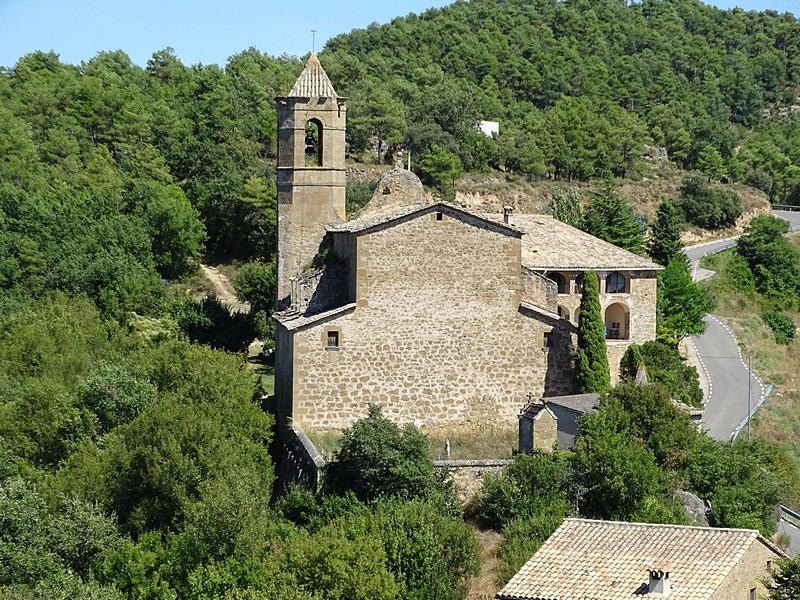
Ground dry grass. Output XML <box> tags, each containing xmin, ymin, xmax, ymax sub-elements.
<box><xmin>466</xmin><ymin>526</ymin><xmax>504</xmax><ymax>600</ymax></box>
<box><xmin>302</xmin><ymin>425</ymin><xmax>518</xmax><ymax>462</ymax></box>
<box><xmin>453</xmin><ymin>164</ymin><xmax>770</xmax><ymax>246</ymax></box>
<box><xmin>425</xmin><ymin>426</ymin><xmax>518</xmax><ymax>461</ymax></box>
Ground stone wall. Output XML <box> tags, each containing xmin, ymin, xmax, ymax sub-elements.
<box><xmin>711</xmin><ymin>539</ymin><xmax>781</xmax><ymax>600</ymax></box>
<box><xmin>538</xmin><ymin>269</ymin><xmax>657</xmax><ymax>383</ymax></box>
<box><xmin>287</xmin><ymin>208</ymin><xmax>575</xmax><ymax>431</ymax></box>
<box><xmin>276</xmin><ymin>96</ymin><xmax>347</xmax><ymax>306</ymax></box>
<box><xmin>522</xmin><ymin>268</ymin><xmax>558</xmax><ymax>312</ymax></box>
<box><xmin>434</xmin><ymin>459</ymin><xmax>511</xmax><ymax>503</ymax></box>
<box><xmin>532</xmin><ymin>409</ymin><xmax>557</xmax><ymax>451</ymax></box>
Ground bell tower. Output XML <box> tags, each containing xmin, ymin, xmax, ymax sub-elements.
<box><xmin>275</xmin><ymin>54</ymin><xmax>347</xmax><ymax>308</ymax></box>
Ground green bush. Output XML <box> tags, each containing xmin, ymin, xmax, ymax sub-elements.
<box><xmin>346</xmin><ymin>181</ymin><xmax>378</xmax><ymax>216</ymax></box>
<box><xmin>323</xmin><ymin>404</ymin><xmax>454</xmax><ymax>505</ymax></box>
<box><xmin>680</xmin><ymin>173</ymin><xmax>742</xmax><ymax>229</ymax></box>
<box><xmin>620</xmin><ymin>342</ymin><xmax>703</xmax><ymax>408</ymax></box>
<box><xmin>737</xmin><ymin>215</ymin><xmax>800</xmax><ymax>305</ymax></box>
<box><xmin>762</xmin><ymin>307</ymin><xmax>796</xmax><ymax>344</ymax></box>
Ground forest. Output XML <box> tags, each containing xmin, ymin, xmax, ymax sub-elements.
<box><xmin>2</xmin><ymin>0</ymin><xmax>800</xmax><ymax>597</ymax></box>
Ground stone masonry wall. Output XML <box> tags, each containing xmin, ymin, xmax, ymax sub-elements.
<box><xmin>540</xmin><ymin>270</ymin><xmax>657</xmax><ymax>383</ymax></box>
<box><xmin>532</xmin><ymin>410</ymin><xmax>558</xmax><ymax>451</ymax></box>
<box><xmin>711</xmin><ymin>540</ymin><xmax>781</xmax><ymax>600</ymax></box>
<box><xmin>289</xmin><ymin>209</ymin><xmax>575</xmax><ymax>430</ymax></box>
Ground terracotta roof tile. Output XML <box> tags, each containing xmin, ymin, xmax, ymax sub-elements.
<box><xmin>496</xmin><ymin>518</ymin><xmax>776</xmax><ymax>600</ymax></box>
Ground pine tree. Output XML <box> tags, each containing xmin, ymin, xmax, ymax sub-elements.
<box><xmin>575</xmin><ymin>270</ymin><xmax>611</xmax><ymax>394</ymax></box>
<box><xmin>647</xmin><ymin>200</ymin><xmax>686</xmax><ymax>266</ymax></box>
<box><xmin>697</xmin><ymin>145</ymin><xmax>724</xmax><ymax>182</ymax></box>
<box><xmin>583</xmin><ymin>178</ymin><xmax>645</xmax><ymax>254</ymax></box>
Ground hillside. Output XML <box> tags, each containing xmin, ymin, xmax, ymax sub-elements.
<box><xmin>323</xmin><ymin>0</ymin><xmax>800</xmax><ymax>204</ymax></box>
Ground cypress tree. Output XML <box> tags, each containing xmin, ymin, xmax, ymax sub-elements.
<box><xmin>648</xmin><ymin>200</ymin><xmax>686</xmax><ymax>266</ymax></box>
<box><xmin>575</xmin><ymin>270</ymin><xmax>611</xmax><ymax>394</ymax></box>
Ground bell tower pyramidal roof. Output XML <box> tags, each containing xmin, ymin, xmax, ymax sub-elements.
<box><xmin>287</xmin><ymin>53</ymin><xmax>338</xmax><ymax>98</ymax></box>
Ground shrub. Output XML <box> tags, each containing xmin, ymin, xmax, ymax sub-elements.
<box><xmin>621</xmin><ymin>342</ymin><xmax>703</xmax><ymax>408</ymax></box>
<box><xmin>323</xmin><ymin>404</ymin><xmax>454</xmax><ymax>504</ymax></box>
<box><xmin>346</xmin><ymin>181</ymin><xmax>378</xmax><ymax>216</ymax></box>
<box><xmin>762</xmin><ymin>307</ymin><xmax>796</xmax><ymax>344</ymax></box>
<box><xmin>680</xmin><ymin>173</ymin><xmax>742</xmax><ymax>229</ymax></box>
<box><xmin>233</xmin><ymin>260</ymin><xmax>276</xmax><ymax>314</ymax></box>
<box><xmin>737</xmin><ymin>215</ymin><xmax>800</xmax><ymax>305</ymax></box>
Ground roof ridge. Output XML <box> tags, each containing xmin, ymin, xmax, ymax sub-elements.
<box><xmin>565</xmin><ymin>517</ymin><xmax>760</xmax><ymax>535</ymax></box>
<box><xmin>287</xmin><ymin>53</ymin><xmax>338</xmax><ymax>98</ymax></box>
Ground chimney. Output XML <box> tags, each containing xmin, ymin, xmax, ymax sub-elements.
<box><xmin>503</xmin><ymin>205</ymin><xmax>514</xmax><ymax>225</ymax></box>
<box><xmin>647</xmin><ymin>569</ymin><xmax>671</xmax><ymax>598</ymax></box>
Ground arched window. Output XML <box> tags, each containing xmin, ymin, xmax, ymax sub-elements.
<box><xmin>606</xmin><ymin>271</ymin><xmax>627</xmax><ymax>294</ymax></box>
<box><xmin>305</xmin><ymin>119</ymin><xmax>323</xmax><ymax>166</ymax></box>
<box><xmin>604</xmin><ymin>303</ymin><xmax>630</xmax><ymax>340</ymax></box>
<box><xmin>547</xmin><ymin>272</ymin><xmax>569</xmax><ymax>295</ymax></box>
<box><xmin>558</xmin><ymin>305</ymin><xmax>570</xmax><ymax>321</ymax></box>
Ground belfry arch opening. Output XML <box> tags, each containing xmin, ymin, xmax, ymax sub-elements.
<box><xmin>604</xmin><ymin>302</ymin><xmax>630</xmax><ymax>340</ymax></box>
<box><xmin>305</xmin><ymin>119</ymin><xmax>323</xmax><ymax>166</ymax></box>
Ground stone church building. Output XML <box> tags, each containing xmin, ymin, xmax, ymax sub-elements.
<box><xmin>273</xmin><ymin>55</ymin><xmax>662</xmax><ymax>432</ymax></box>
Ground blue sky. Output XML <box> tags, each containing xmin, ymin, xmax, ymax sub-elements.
<box><xmin>0</xmin><ymin>0</ymin><xmax>797</xmax><ymax>69</ymax></box>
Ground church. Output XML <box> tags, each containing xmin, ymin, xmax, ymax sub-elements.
<box><xmin>273</xmin><ymin>55</ymin><xmax>662</xmax><ymax>433</ymax></box>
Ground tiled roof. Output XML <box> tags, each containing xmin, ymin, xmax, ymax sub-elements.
<box><xmin>497</xmin><ymin>518</ymin><xmax>781</xmax><ymax>600</ymax></box>
<box><xmin>329</xmin><ymin>202</ymin><xmax>521</xmax><ymax>237</ymax></box>
<box><xmin>485</xmin><ymin>214</ymin><xmax>662</xmax><ymax>271</ymax></box>
<box><xmin>287</xmin><ymin>53</ymin><xmax>338</xmax><ymax>98</ymax></box>
<box><xmin>545</xmin><ymin>393</ymin><xmax>600</xmax><ymax>414</ymax></box>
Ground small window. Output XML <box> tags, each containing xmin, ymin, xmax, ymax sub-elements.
<box><xmin>542</xmin><ymin>331</ymin><xmax>553</xmax><ymax>351</ymax></box>
<box><xmin>326</xmin><ymin>330</ymin><xmax>340</xmax><ymax>349</ymax></box>
<box><xmin>750</xmin><ymin>588</ymin><xmax>756</xmax><ymax>600</ymax></box>
<box><xmin>606</xmin><ymin>271</ymin><xmax>626</xmax><ymax>294</ymax></box>
<box><xmin>436</xmin><ymin>211</ymin><xmax>443</xmax><ymax>221</ymax></box>
<box><xmin>382</xmin><ymin>187</ymin><xmax>391</xmax><ymax>195</ymax></box>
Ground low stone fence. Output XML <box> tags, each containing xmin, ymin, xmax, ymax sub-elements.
<box><xmin>434</xmin><ymin>459</ymin><xmax>513</xmax><ymax>503</ymax></box>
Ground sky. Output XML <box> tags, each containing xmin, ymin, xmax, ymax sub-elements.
<box><xmin>0</xmin><ymin>0</ymin><xmax>797</xmax><ymax>69</ymax></box>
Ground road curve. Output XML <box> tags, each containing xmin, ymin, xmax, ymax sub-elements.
<box><xmin>691</xmin><ymin>315</ymin><xmax>764</xmax><ymax>441</ymax></box>
<box><xmin>684</xmin><ymin>208</ymin><xmax>800</xmax><ymax>440</ymax></box>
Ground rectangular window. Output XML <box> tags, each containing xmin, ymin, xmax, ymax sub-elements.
<box><xmin>542</xmin><ymin>332</ymin><xmax>553</xmax><ymax>350</ymax></box>
<box><xmin>436</xmin><ymin>211</ymin><xmax>443</xmax><ymax>221</ymax></box>
<box><xmin>326</xmin><ymin>330</ymin><xmax>340</xmax><ymax>349</ymax></box>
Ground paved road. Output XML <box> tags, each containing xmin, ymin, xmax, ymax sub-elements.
<box><xmin>691</xmin><ymin>315</ymin><xmax>764</xmax><ymax>441</ymax></box>
<box><xmin>685</xmin><ymin>208</ymin><xmax>800</xmax><ymax>440</ymax></box>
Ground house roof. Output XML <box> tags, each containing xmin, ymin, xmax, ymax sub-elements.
<box><xmin>286</xmin><ymin>53</ymin><xmax>338</xmax><ymax>98</ymax></box>
<box><xmin>329</xmin><ymin>202</ymin><xmax>521</xmax><ymax>237</ymax></box>
<box><xmin>546</xmin><ymin>393</ymin><xmax>600</xmax><ymax>414</ymax></box>
<box><xmin>485</xmin><ymin>214</ymin><xmax>662</xmax><ymax>271</ymax></box>
<box><xmin>496</xmin><ymin>518</ymin><xmax>784</xmax><ymax>600</ymax></box>
<box><xmin>519</xmin><ymin>394</ymin><xmax>600</xmax><ymax>420</ymax></box>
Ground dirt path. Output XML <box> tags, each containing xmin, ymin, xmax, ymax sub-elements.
<box><xmin>467</xmin><ymin>527</ymin><xmax>503</xmax><ymax>600</ymax></box>
<box><xmin>200</xmin><ymin>264</ymin><xmax>250</xmax><ymax>314</ymax></box>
